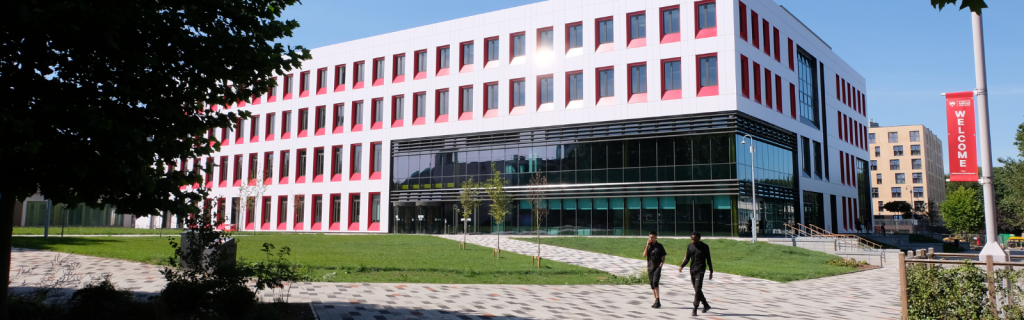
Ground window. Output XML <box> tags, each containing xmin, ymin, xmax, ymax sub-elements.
<box><xmin>878</xmin><ymin>201</ymin><xmax>884</xmax><ymax>212</ymax></box>
<box><xmin>598</xmin><ymin>18</ymin><xmax>613</xmax><ymax>45</ymax></box>
<box><xmin>895</xmin><ymin>173</ymin><xmax>905</xmax><ymax>184</ymax></box>
<box><xmin>892</xmin><ymin>187</ymin><xmax>902</xmax><ymax>198</ymax></box>
<box><xmin>332</xmin><ymin>146</ymin><xmax>343</xmax><ymax>178</ymax></box>
<box><xmin>739</xmin><ymin>2</ymin><xmax>748</xmax><ymax>40</ymax></box>
<box><xmin>354</xmin><ymin>61</ymin><xmax>365</xmax><ymax>86</ymax></box>
<box><xmin>912</xmin><ymin>159</ymin><xmax>922</xmax><ymax>170</ymax></box>
<box><xmin>663</xmin><ymin>60</ymin><xmax>681</xmax><ymax>91</ymax></box>
<box><xmin>662</xmin><ymin>7</ymin><xmax>680</xmax><ymax>39</ymax></box>
<box><xmin>797</xmin><ymin>50</ymin><xmax>819</xmax><ymax>127</ymax></box>
<box><xmin>266</xmin><ymin>113</ymin><xmax>276</xmax><ymax>139</ymax></box>
<box><xmin>598</xmin><ymin>68</ymin><xmax>614</xmax><ymax>98</ymax></box>
<box><xmin>335</xmin><ymin>64</ymin><xmax>346</xmax><ymax>90</ymax></box>
<box><xmin>267</xmin><ymin>79</ymin><xmax>277</xmax><ymax>101</ymax></box>
<box><xmin>333</xmin><ymin>104</ymin><xmax>344</xmax><ymax>133</ymax></box>
<box><xmin>353</xmin><ymin>101</ymin><xmax>364</xmax><ymax>125</ymax></box>
<box><xmin>910</xmin><ymin>130</ymin><xmax>920</xmax><ymax>142</ymax></box>
<box><xmin>697</xmin><ymin>54</ymin><xmax>718</xmax><ymax>96</ymax></box>
<box><xmin>874</xmin><ymin>146</ymin><xmax>880</xmax><ymax>157</ymax></box>
<box><xmin>371</xmin><ymin>143</ymin><xmax>382</xmax><ymax>175</ymax></box>
<box><xmin>314</xmin><ymin>148</ymin><xmax>324</xmax><ymax>179</ymax></box>
<box><xmin>298</xmin><ymin>108</ymin><xmax>308</xmax><ymax>136</ymax></box>
<box><xmin>740</xmin><ymin>55</ymin><xmax>749</xmax><ymax>98</ymax></box>
<box><xmin>393</xmin><ymin>95</ymin><xmax>405</xmax><ymax>124</ymax></box>
<box><xmin>250</xmin><ymin>116</ymin><xmax>260</xmax><ymax>142</ymax></box>
<box><xmin>219</xmin><ymin>156</ymin><xmax>228</xmax><ymax>185</ymax></box>
<box><xmin>890</xmin><ymin>159</ymin><xmax>900</xmax><ymax>170</ymax></box>
<box><xmin>280</xmin><ymin>150</ymin><xmax>290</xmax><ymax>180</ymax></box>
<box><xmin>628</xmin><ymin>12</ymin><xmax>646</xmax><ymax>41</ymax></box>
<box><xmin>801</xmin><ymin>137</ymin><xmax>811</xmax><ymax>177</ymax></box>
<box><xmin>538</xmin><ymin>28</ymin><xmax>553</xmax><ymax>52</ymax></box>
<box><xmin>813</xmin><ymin>141</ymin><xmax>822</xmax><ymax>179</ymax></box>
<box><xmin>629</xmin><ymin>64</ymin><xmax>647</xmax><ymax>94</ymax></box>
<box><xmin>350</xmin><ymin>194</ymin><xmax>361</xmax><ymax>224</ymax></box>
<box><xmin>371</xmin><ymin>194</ymin><xmax>381</xmax><ymax>223</ymax></box>
<box><xmin>512</xmin><ymin>33</ymin><xmax>525</xmax><ymax>57</ymax></box>
<box><xmin>868</xmin><ymin>133</ymin><xmax>876</xmax><ymax>144</ymax></box>
<box><xmin>696</xmin><ymin>1</ymin><xmax>716</xmax><ymax>36</ymax></box>
<box><xmin>485</xmin><ymin>83</ymin><xmax>498</xmax><ymax>110</ymax></box>
<box><xmin>415</xmin><ymin>50</ymin><xmax>427</xmax><ymax>74</ymax></box>
<box><xmin>437</xmin><ymin>90</ymin><xmax>449</xmax><ymax>116</ymax></box>
<box><xmin>372</xmin><ymin>99</ymin><xmax>384</xmax><ymax>127</ymax></box>
<box><xmin>460</xmin><ymin>86</ymin><xmax>473</xmax><ymax>115</ymax></box>
<box><xmin>312</xmin><ymin>195</ymin><xmax>322</xmax><ymax>225</ymax></box>
<box><xmin>485</xmin><ymin>38</ymin><xmax>499</xmax><ymax>62</ymax></box>
<box><xmin>913</xmin><ymin>187</ymin><xmax>924</xmax><ymax>198</ymax></box>
<box><xmin>461</xmin><ymin>42</ymin><xmax>474</xmax><ymax>66</ymax></box>
<box><xmin>438</xmin><ymin>46</ymin><xmax>450</xmax><ymax>70</ymax></box>
<box><xmin>567</xmin><ymin>72</ymin><xmax>583</xmax><ymax>102</ymax></box>
<box><xmin>753</xmin><ymin>62</ymin><xmax>761</xmax><ymax>103</ymax></box>
<box><xmin>373</xmin><ymin>58</ymin><xmax>385</xmax><ymax>83</ymax></box>
<box><xmin>893</xmin><ymin>145</ymin><xmax>903</xmax><ymax>156</ymax></box>
<box><xmin>888</xmin><ymin>132</ymin><xmax>898</xmax><ymax>143</ymax></box>
<box><xmin>914</xmin><ymin>201</ymin><xmax>925</xmax><ymax>211</ymax></box>
<box><xmin>352</xmin><ymin>145</ymin><xmax>362</xmax><ymax>174</ymax></box>
<box><xmin>871</xmin><ymin>188</ymin><xmax>879</xmax><ymax>198</ymax></box>
<box><xmin>317</xmin><ymin>68</ymin><xmax>328</xmax><ymax>93</ymax></box>
<box><xmin>394</xmin><ymin>54</ymin><xmax>406</xmax><ymax>78</ymax></box>
<box><xmin>414</xmin><ymin>92</ymin><xmax>426</xmax><ymax>121</ymax></box>
<box><xmin>567</xmin><ymin>24</ymin><xmax>583</xmax><ymax>49</ymax></box>
<box><xmin>911</xmin><ymin>145</ymin><xmax>921</xmax><ymax>155</ymax></box>
<box><xmin>331</xmin><ymin>194</ymin><xmax>341</xmax><ymax>225</ymax></box>
<box><xmin>876</xmin><ymin>173</ymin><xmax>882</xmax><ymax>185</ymax></box>
<box><xmin>315</xmin><ymin>106</ymin><xmax>326</xmax><ymax>134</ymax></box>
<box><xmin>913</xmin><ymin>173</ymin><xmax>923</xmax><ymax>184</ymax></box>
<box><xmin>300</xmin><ymin>71</ymin><xmax>311</xmax><ymax>96</ymax></box>
<box><xmin>262</xmin><ymin>197</ymin><xmax>272</xmax><ymax>224</ymax></box>
<box><xmin>870</xmin><ymin>160</ymin><xmax>877</xmax><ymax>171</ymax></box>
<box><xmin>539</xmin><ymin>76</ymin><xmax>554</xmax><ymax>104</ymax></box>
<box><xmin>278</xmin><ymin>196</ymin><xmax>288</xmax><ymax>225</ymax></box>
<box><xmin>297</xmin><ymin>149</ymin><xmax>307</xmax><ymax>181</ymax></box>
<box><xmin>512</xmin><ymin>79</ymin><xmax>526</xmax><ymax>106</ymax></box>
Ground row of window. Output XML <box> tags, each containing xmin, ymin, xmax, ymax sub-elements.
<box><xmin>839</xmin><ymin>150</ymin><xmax>858</xmax><ymax>188</ymax></box>
<box><xmin>872</xmin><ymin>186</ymin><xmax>926</xmax><ymax>199</ymax></box>
<box><xmin>214</xmin><ymin>194</ymin><xmax>381</xmax><ymax>231</ymax></box>
<box><xmin>738</xmin><ymin>1</ymin><xmax>792</xmax><ymax>70</ymax></box>
<box><xmin>835</xmin><ymin>74</ymin><xmax>865</xmax><ymax>117</ymax></box>
<box><xmin>870</xmin><ymin>158</ymin><xmax>924</xmax><ymax>171</ymax></box>
<box><xmin>837</xmin><ymin>111</ymin><xmax>867</xmax><ymax>151</ymax></box>
<box><xmin>173</xmin><ymin>143</ymin><xmax>385</xmax><ymax>190</ymax></box>
<box><xmin>870</xmin><ymin>131</ymin><xmax>922</xmax><ymax>144</ymax></box>
<box><xmin>877</xmin><ymin>201</ymin><xmax>928</xmax><ymax>213</ymax></box>
<box><xmin>873</xmin><ymin>145</ymin><xmax>923</xmax><ymax>157</ymax></box>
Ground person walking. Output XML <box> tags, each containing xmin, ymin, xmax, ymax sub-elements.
<box><xmin>642</xmin><ymin>231</ymin><xmax>667</xmax><ymax>308</ymax></box>
<box><xmin>678</xmin><ymin>232</ymin><xmax>713</xmax><ymax>316</ymax></box>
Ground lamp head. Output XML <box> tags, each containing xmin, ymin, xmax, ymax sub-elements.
<box><xmin>741</xmin><ymin>139</ymin><xmax>746</xmax><ymax>144</ymax></box>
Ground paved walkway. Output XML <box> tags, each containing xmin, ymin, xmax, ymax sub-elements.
<box><xmin>10</xmin><ymin>239</ymin><xmax>901</xmax><ymax>320</ymax></box>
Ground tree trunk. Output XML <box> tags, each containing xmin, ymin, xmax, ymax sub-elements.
<box><xmin>463</xmin><ymin>218</ymin><xmax>467</xmax><ymax>249</ymax></box>
<box><xmin>497</xmin><ymin>230</ymin><xmax>501</xmax><ymax>258</ymax></box>
<box><xmin>1</xmin><ymin>194</ymin><xmax>15</xmax><ymax>320</ymax></box>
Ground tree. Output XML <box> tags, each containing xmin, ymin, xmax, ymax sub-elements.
<box><xmin>941</xmin><ymin>186</ymin><xmax>985</xmax><ymax>237</ymax></box>
<box><xmin>457</xmin><ymin>177</ymin><xmax>481</xmax><ymax>248</ymax></box>
<box><xmin>931</xmin><ymin>0</ymin><xmax>988</xmax><ymax>14</ymax></box>
<box><xmin>485</xmin><ymin>162</ymin><xmax>513</xmax><ymax>258</ymax></box>
<box><xmin>526</xmin><ymin>172</ymin><xmax>549</xmax><ymax>264</ymax></box>
<box><xmin>883</xmin><ymin>201</ymin><xmax>914</xmax><ymax>219</ymax></box>
<box><xmin>996</xmin><ymin>119</ymin><xmax>1024</xmax><ymax>233</ymax></box>
<box><xmin>0</xmin><ymin>0</ymin><xmax>309</xmax><ymax>316</ymax></box>
<box><xmin>237</xmin><ymin>159</ymin><xmax>270</xmax><ymax>234</ymax></box>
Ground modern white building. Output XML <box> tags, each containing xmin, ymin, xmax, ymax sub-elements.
<box><xmin>185</xmin><ymin>0</ymin><xmax>870</xmax><ymax>236</ymax></box>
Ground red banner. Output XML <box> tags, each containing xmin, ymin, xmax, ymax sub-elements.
<box><xmin>945</xmin><ymin>91</ymin><xmax>978</xmax><ymax>182</ymax></box>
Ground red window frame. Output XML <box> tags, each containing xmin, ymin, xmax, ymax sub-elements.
<box><xmin>775</xmin><ymin>75</ymin><xmax>782</xmax><ymax>113</ymax></box>
<box><xmin>205</xmin><ymin>158</ymin><xmax>214</xmax><ymax>189</ymax></box>
<box><xmin>261</xmin><ymin>152</ymin><xmax>273</xmax><ymax>186</ymax></box>
<box><xmin>328</xmin><ymin>193</ymin><xmax>342</xmax><ymax>231</ymax></box>
<box><xmin>564</xmin><ymin>22</ymin><xmax>583</xmax><ymax>54</ymax></box>
<box><xmin>281</xmin><ymin>110</ymin><xmax>292</xmax><ymax>139</ymax></box>
<box><xmin>762</xmin><ymin>19</ymin><xmax>771</xmax><ymax>56</ymax></box>
<box><xmin>788</xmin><ymin>38</ymin><xmax>795</xmax><ymax>71</ymax></box>
<box><xmin>266</xmin><ymin>76</ymin><xmax>277</xmax><ymax>103</ymax></box>
<box><xmin>310</xmin><ymin>194</ymin><xmax>323</xmax><ymax>231</ymax></box>
<box><xmin>412</xmin><ymin>92</ymin><xmax>427</xmax><ymax>125</ymax></box>
<box><xmin>738</xmin><ymin>2</ymin><xmax>748</xmax><ymax>41</ymax></box>
<box><xmin>626</xmin><ymin>11</ymin><xmax>646</xmax><ymax>48</ymax></box>
<box><xmin>595</xmin><ymin>66</ymin><xmax>615</xmax><ymax>106</ymax></box>
<box><xmin>435</xmin><ymin>89</ymin><xmax>449</xmax><ymax>123</ymax></box>
<box><xmin>297</xmin><ymin>108</ymin><xmax>309</xmax><ymax>138</ymax></box>
<box><xmin>283</xmin><ymin>74</ymin><xmax>294</xmax><ymax>100</ymax></box>
<box><xmin>220</xmin><ymin>127</ymin><xmax>229</xmax><ymax>146</ymax></box>
<box><xmin>316</xmin><ymin>68</ymin><xmax>328</xmax><ymax>95</ymax></box>
<box><xmin>458</xmin><ymin>85</ymin><xmax>473</xmax><ymax>121</ymax></box>
<box><xmin>534</xmin><ymin>75</ymin><xmax>554</xmax><ymax>110</ymax></box>
<box><xmin>372</xmin><ymin>57</ymin><xmax>385</xmax><ymax>87</ymax></box>
<box><xmin>295</xmin><ymin>148</ymin><xmax>307</xmax><ymax>184</ymax></box>
<box><xmin>293</xmin><ymin>195</ymin><xmax>304</xmax><ymax>230</ymax></box>
<box><xmin>595</xmin><ymin>16</ymin><xmax>614</xmax><ymax>53</ymax></box>
<box><xmin>483</xmin><ymin>36</ymin><xmax>500</xmax><ymax>68</ymax></box>
<box><xmin>368</xmin><ymin>192</ymin><xmax>381</xmax><ymax>231</ymax></box>
<box><xmin>436</xmin><ymin>46</ymin><xmax>450</xmax><ymax>77</ymax></box>
<box><xmin>750</xmin><ymin>11</ymin><xmax>759</xmax><ymax>49</ymax></box>
<box><xmin>232</xmin><ymin>155</ymin><xmax>243</xmax><ymax>187</ymax></box>
<box><xmin>740</xmin><ymin>55</ymin><xmax>749</xmax><ymax>98</ymax></box>
<box><xmin>763</xmin><ymin>69</ymin><xmax>773</xmax><ymax>108</ymax></box>
<box><xmin>773</xmin><ymin>28</ymin><xmax>781</xmax><ymax>62</ymax></box>
<box><xmin>248</xmin><ymin>115</ymin><xmax>260</xmax><ymax>143</ymax></box>
<box><xmin>334</xmin><ymin>64</ymin><xmax>346</xmax><ymax>92</ymax></box>
<box><xmin>694</xmin><ymin>0</ymin><xmax>717</xmax><ymax>39</ymax></box>
<box><xmin>753</xmin><ymin>62</ymin><xmax>762</xmax><ymax>104</ymax></box>
<box><xmin>313</xmin><ymin>106</ymin><xmax>326</xmax><ymax>136</ymax></box>
<box><xmin>536</xmin><ymin>27</ymin><xmax>553</xmax><ymax>53</ymax></box>
<box><xmin>349</xmin><ymin>144</ymin><xmax>362</xmax><ymax>181</ymax></box>
<box><xmin>564</xmin><ymin>71</ymin><xmax>583</xmax><ymax>107</ymax></box>
<box><xmin>351</xmin><ymin>100</ymin><xmax>363</xmax><ymax>132</ymax></box>
<box><xmin>835</xmin><ymin>75</ymin><xmax>841</xmax><ymax>102</ymax></box>
<box><xmin>370</xmin><ymin>98</ymin><xmax>384</xmax><ymax>130</ymax></box>
<box><xmin>299</xmin><ymin>71</ymin><xmax>311</xmax><ymax>97</ymax></box>
<box><xmin>789</xmin><ymin>83</ymin><xmax>797</xmax><ymax>119</ymax></box>
<box><xmin>837</xmin><ymin>111</ymin><xmax>844</xmax><ymax>141</ymax></box>
<box><xmin>348</xmin><ymin>193</ymin><xmax>361</xmax><ymax>231</ymax></box>
<box><xmin>369</xmin><ymin>142</ymin><xmax>382</xmax><ymax>180</ymax></box>
<box><xmin>459</xmin><ymin>41</ymin><xmax>474</xmax><ymax>73</ymax></box>
<box><xmin>332</xmin><ymin>103</ymin><xmax>344</xmax><ymax>134</ymax></box>
<box><xmin>264</xmin><ymin>113</ymin><xmax>276</xmax><ymax>141</ymax></box>
<box><xmin>247</xmin><ymin>153</ymin><xmax>258</xmax><ymax>186</ymax></box>
<box><xmin>483</xmin><ymin>81</ymin><xmax>500</xmax><ymax>118</ymax></box>
<box><xmin>696</xmin><ymin>53</ymin><xmax>719</xmax><ymax>97</ymax></box>
<box><xmin>391</xmin><ymin>94</ymin><xmax>405</xmax><ymax>127</ymax></box>
<box><xmin>331</xmin><ymin>145</ymin><xmax>344</xmax><ymax>182</ymax></box>
<box><xmin>279</xmin><ymin>150</ymin><xmax>290</xmax><ymax>185</ymax></box>
<box><xmin>313</xmin><ymin>147</ymin><xmax>325</xmax><ymax>183</ymax></box>
<box><xmin>260</xmin><ymin>196</ymin><xmax>272</xmax><ymax>230</ymax></box>
<box><xmin>219</xmin><ymin>156</ymin><xmax>228</xmax><ymax>188</ymax></box>
<box><xmin>353</xmin><ymin>61</ymin><xmax>365</xmax><ymax>89</ymax></box>
<box><xmin>277</xmin><ymin>195</ymin><xmax>288</xmax><ymax>230</ymax></box>
<box><xmin>414</xmin><ymin>50</ymin><xmax>427</xmax><ymax>80</ymax></box>
<box><xmin>393</xmin><ymin>53</ymin><xmax>406</xmax><ymax>83</ymax></box>
<box><xmin>660</xmin><ymin>5</ymin><xmax>681</xmax><ymax>44</ymax></box>
<box><xmin>627</xmin><ymin>62</ymin><xmax>647</xmax><ymax>103</ymax></box>
<box><xmin>661</xmin><ymin>58</ymin><xmax>681</xmax><ymax>101</ymax></box>
<box><xmin>509</xmin><ymin>31</ymin><xmax>526</xmax><ymax>62</ymax></box>
<box><xmin>509</xmin><ymin>77</ymin><xmax>528</xmax><ymax>113</ymax></box>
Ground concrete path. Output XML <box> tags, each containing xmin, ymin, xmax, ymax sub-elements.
<box><xmin>10</xmin><ymin>240</ymin><xmax>901</xmax><ymax>320</ymax></box>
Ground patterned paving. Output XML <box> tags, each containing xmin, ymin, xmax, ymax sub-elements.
<box><xmin>10</xmin><ymin>239</ymin><xmax>901</xmax><ymax>319</ymax></box>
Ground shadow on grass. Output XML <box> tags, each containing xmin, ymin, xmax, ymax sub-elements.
<box><xmin>12</xmin><ymin>237</ymin><xmax>125</xmax><ymax>250</ymax></box>
<box><xmin>311</xmin><ymin>302</ymin><xmax>532</xmax><ymax>319</ymax></box>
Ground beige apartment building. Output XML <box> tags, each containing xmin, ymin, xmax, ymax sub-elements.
<box><xmin>868</xmin><ymin>122</ymin><xmax>946</xmax><ymax>218</ymax></box>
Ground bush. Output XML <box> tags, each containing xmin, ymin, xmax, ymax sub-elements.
<box><xmin>67</xmin><ymin>275</ymin><xmax>146</xmax><ymax>320</ymax></box>
<box><xmin>906</xmin><ymin>261</ymin><xmax>993</xmax><ymax>319</ymax></box>
<box><xmin>827</xmin><ymin>258</ymin><xmax>867</xmax><ymax>268</ymax></box>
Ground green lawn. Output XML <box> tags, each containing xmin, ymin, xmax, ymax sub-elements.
<box><xmin>512</xmin><ymin>237</ymin><xmax>858</xmax><ymax>282</ymax></box>
<box><xmin>12</xmin><ymin>234</ymin><xmax>638</xmax><ymax>285</ymax></box>
<box><xmin>14</xmin><ymin>227</ymin><xmax>186</xmax><ymax>235</ymax></box>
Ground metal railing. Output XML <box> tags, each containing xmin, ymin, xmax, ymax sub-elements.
<box><xmin>898</xmin><ymin>249</ymin><xmax>1024</xmax><ymax>319</ymax></box>
<box><xmin>783</xmin><ymin>223</ymin><xmax>883</xmax><ymax>251</ymax></box>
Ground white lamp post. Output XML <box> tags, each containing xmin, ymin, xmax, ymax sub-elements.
<box><xmin>741</xmin><ymin>135</ymin><xmax>757</xmax><ymax>243</ymax></box>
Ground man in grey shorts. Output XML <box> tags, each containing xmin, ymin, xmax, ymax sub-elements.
<box><xmin>642</xmin><ymin>230</ymin><xmax>667</xmax><ymax>308</ymax></box>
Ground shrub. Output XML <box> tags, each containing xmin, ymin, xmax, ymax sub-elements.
<box><xmin>67</xmin><ymin>275</ymin><xmax>150</xmax><ymax>320</ymax></box>
<box><xmin>827</xmin><ymin>258</ymin><xmax>867</xmax><ymax>268</ymax></box>
<box><xmin>906</xmin><ymin>261</ymin><xmax>992</xmax><ymax>319</ymax></box>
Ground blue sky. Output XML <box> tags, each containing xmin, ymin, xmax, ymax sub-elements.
<box><xmin>278</xmin><ymin>0</ymin><xmax>1024</xmax><ymax>171</ymax></box>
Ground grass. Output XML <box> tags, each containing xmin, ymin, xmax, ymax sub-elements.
<box><xmin>11</xmin><ymin>234</ymin><xmax>643</xmax><ymax>285</ymax></box>
<box><xmin>14</xmin><ymin>227</ymin><xmax>185</xmax><ymax>236</ymax></box>
<box><xmin>512</xmin><ymin>237</ymin><xmax>858</xmax><ymax>282</ymax></box>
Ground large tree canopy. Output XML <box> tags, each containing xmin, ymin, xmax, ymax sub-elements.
<box><xmin>0</xmin><ymin>0</ymin><xmax>310</xmax><ymax>317</ymax></box>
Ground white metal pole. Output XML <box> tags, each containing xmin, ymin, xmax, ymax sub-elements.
<box><xmin>743</xmin><ymin>135</ymin><xmax>757</xmax><ymax>243</ymax></box>
<box><xmin>971</xmin><ymin>11</ymin><xmax>1007</xmax><ymax>261</ymax></box>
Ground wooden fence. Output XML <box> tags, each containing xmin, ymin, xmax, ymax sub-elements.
<box><xmin>898</xmin><ymin>249</ymin><xmax>1024</xmax><ymax>319</ymax></box>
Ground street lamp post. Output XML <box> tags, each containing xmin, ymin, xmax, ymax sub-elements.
<box><xmin>741</xmin><ymin>135</ymin><xmax>757</xmax><ymax>243</ymax></box>
<box><xmin>968</xmin><ymin>11</ymin><xmax>1006</xmax><ymax>261</ymax></box>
